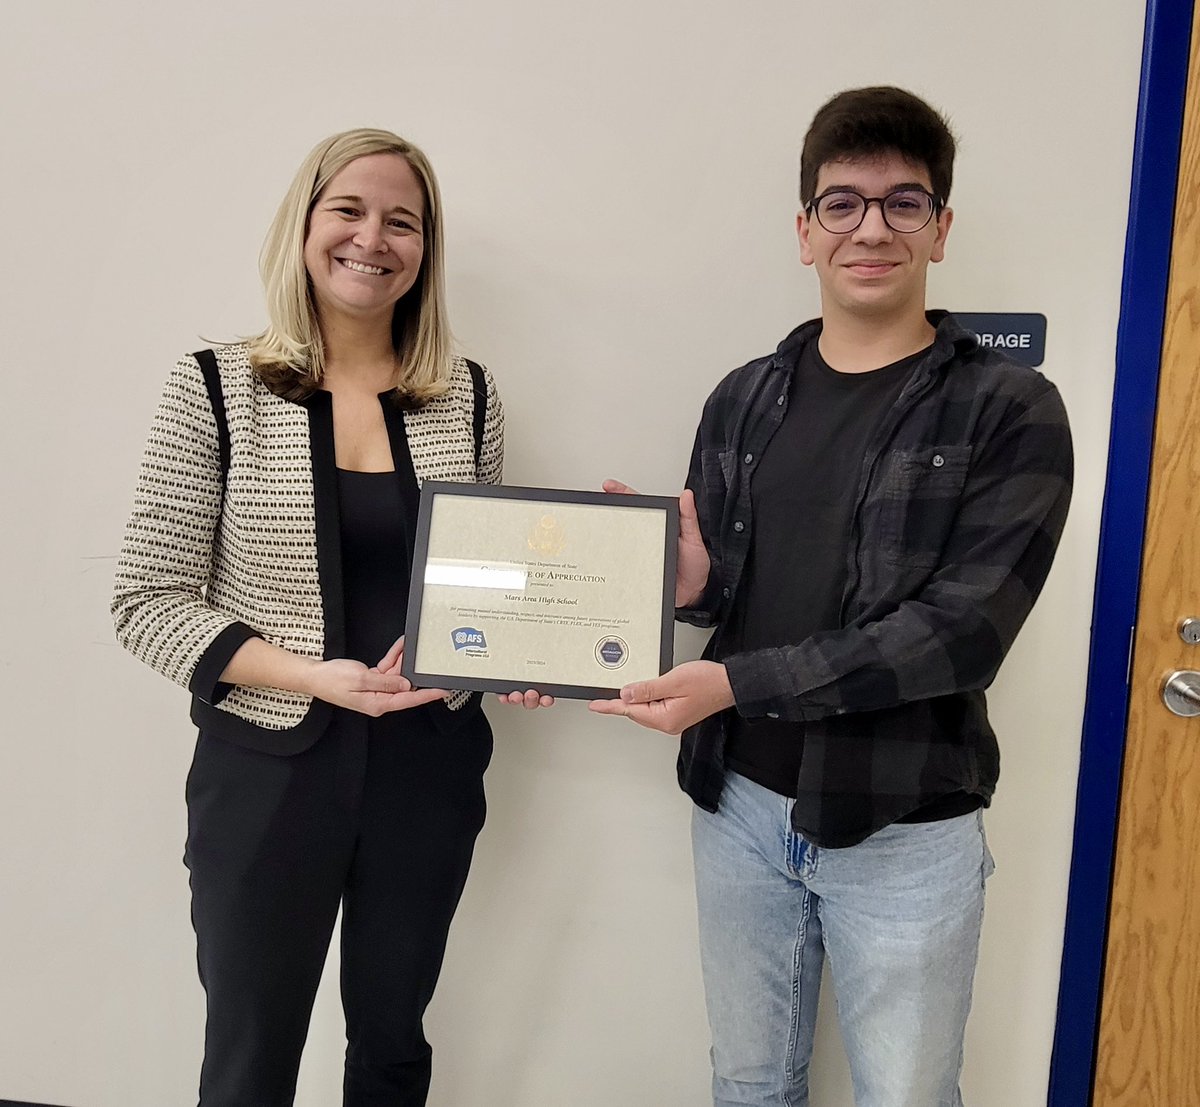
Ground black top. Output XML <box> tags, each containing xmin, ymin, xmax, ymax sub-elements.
<box><xmin>336</xmin><ymin>435</ymin><xmax>421</xmax><ymax>667</ymax></box>
<box><xmin>334</xmin><ymin>424</ymin><xmax>488</xmax><ymax>740</ymax></box>
<box><xmin>722</xmin><ymin>340</ymin><xmax>979</xmax><ymax>824</ymax></box>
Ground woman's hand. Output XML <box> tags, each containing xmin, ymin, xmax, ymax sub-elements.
<box><xmin>306</xmin><ymin>657</ymin><xmax>448</xmax><ymax>716</ymax></box>
<box><xmin>378</xmin><ymin>636</ymin><xmax>555</xmax><ymax>711</ymax></box>
<box><xmin>602</xmin><ymin>480</ymin><xmax>710</xmax><ymax>608</ymax></box>
<box><xmin>219</xmin><ymin>636</ymin><xmax>446</xmax><ymax>717</ymax></box>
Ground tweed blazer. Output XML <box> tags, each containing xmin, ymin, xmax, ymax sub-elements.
<box><xmin>112</xmin><ymin>343</ymin><xmax>504</xmax><ymax>754</ymax></box>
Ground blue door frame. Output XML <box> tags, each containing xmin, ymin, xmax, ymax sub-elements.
<box><xmin>1048</xmin><ymin>0</ymin><xmax>1195</xmax><ymax>1103</ymax></box>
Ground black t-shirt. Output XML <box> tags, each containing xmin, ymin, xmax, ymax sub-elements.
<box><xmin>722</xmin><ymin>340</ymin><xmax>981</xmax><ymax>825</ymax></box>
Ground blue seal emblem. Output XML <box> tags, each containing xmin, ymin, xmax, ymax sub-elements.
<box><xmin>595</xmin><ymin>636</ymin><xmax>628</xmax><ymax>669</ymax></box>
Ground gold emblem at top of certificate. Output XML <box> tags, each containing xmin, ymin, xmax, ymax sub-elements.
<box><xmin>527</xmin><ymin>514</ymin><xmax>566</xmax><ymax>557</ymax></box>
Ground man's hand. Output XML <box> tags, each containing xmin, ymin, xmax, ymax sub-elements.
<box><xmin>602</xmin><ymin>480</ymin><xmax>710</xmax><ymax>607</ymax></box>
<box><xmin>588</xmin><ymin>660</ymin><xmax>734</xmax><ymax>735</ymax></box>
<box><xmin>495</xmin><ymin>690</ymin><xmax>556</xmax><ymax>709</ymax></box>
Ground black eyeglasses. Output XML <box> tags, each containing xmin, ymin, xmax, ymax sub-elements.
<box><xmin>806</xmin><ymin>187</ymin><xmax>941</xmax><ymax>234</ymax></box>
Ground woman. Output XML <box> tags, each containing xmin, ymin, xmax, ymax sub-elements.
<box><xmin>112</xmin><ymin>129</ymin><xmax>502</xmax><ymax>1105</ymax></box>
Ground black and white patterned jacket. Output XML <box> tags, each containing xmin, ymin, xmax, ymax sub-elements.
<box><xmin>112</xmin><ymin>343</ymin><xmax>503</xmax><ymax>754</ymax></box>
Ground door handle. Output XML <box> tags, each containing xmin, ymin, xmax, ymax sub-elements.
<box><xmin>1163</xmin><ymin>671</ymin><xmax>1200</xmax><ymax>717</ymax></box>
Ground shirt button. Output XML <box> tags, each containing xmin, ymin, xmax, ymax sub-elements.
<box><xmin>722</xmin><ymin>587</ymin><xmax>731</xmax><ymax>599</ymax></box>
<box><xmin>932</xmin><ymin>454</ymin><xmax>945</xmax><ymax>468</ymax></box>
<box><xmin>733</xmin><ymin>521</ymin><xmax>745</xmax><ymax>532</ymax></box>
<box><xmin>766</xmin><ymin>712</ymin><xmax>780</xmax><ymax>719</ymax></box>
<box><xmin>743</xmin><ymin>453</ymin><xmax>754</xmax><ymax>465</ymax></box>
<box><xmin>777</xmin><ymin>395</ymin><xmax>785</xmax><ymax>406</ymax></box>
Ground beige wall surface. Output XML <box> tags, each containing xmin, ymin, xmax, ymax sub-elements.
<box><xmin>0</xmin><ymin>3</ymin><xmax>1143</xmax><ymax>1105</ymax></box>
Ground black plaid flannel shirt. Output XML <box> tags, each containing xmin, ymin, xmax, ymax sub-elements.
<box><xmin>677</xmin><ymin>312</ymin><xmax>1073</xmax><ymax>847</ymax></box>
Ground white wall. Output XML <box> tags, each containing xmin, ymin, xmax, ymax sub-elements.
<box><xmin>0</xmin><ymin>3</ymin><xmax>1144</xmax><ymax>1104</ymax></box>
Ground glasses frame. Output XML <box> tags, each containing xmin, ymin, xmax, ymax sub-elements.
<box><xmin>805</xmin><ymin>186</ymin><xmax>943</xmax><ymax>235</ymax></box>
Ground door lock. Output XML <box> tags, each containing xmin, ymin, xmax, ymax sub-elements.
<box><xmin>1163</xmin><ymin>671</ymin><xmax>1200</xmax><ymax>718</ymax></box>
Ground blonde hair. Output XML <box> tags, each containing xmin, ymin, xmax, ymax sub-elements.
<box><xmin>248</xmin><ymin>128</ymin><xmax>451</xmax><ymax>405</ymax></box>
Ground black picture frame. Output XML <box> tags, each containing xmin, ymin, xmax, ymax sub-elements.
<box><xmin>401</xmin><ymin>482</ymin><xmax>679</xmax><ymax>699</ymax></box>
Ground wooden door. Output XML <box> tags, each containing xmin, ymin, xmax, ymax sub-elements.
<box><xmin>1093</xmin><ymin>9</ymin><xmax>1200</xmax><ymax>1104</ymax></box>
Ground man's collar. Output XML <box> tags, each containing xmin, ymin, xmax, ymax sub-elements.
<box><xmin>775</xmin><ymin>310</ymin><xmax>978</xmax><ymax>368</ymax></box>
<box><xmin>928</xmin><ymin>310</ymin><xmax>981</xmax><ymax>357</ymax></box>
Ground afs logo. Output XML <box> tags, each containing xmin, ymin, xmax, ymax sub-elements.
<box><xmin>452</xmin><ymin>627</ymin><xmax>487</xmax><ymax>651</ymax></box>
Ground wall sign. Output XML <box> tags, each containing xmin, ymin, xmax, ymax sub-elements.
<box><xmin>953</xmin><ymin>312</ymin><xmax>1047</xmax><ymax>367</ymax></box>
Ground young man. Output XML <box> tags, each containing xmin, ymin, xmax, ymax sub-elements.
<box><xmin>592</xmin><ymin>87</ymin><xmax>1073</xmax><ymax>1106</ymax></box>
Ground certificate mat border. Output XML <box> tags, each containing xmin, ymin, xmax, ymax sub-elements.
<box><xmin>402</xmin><ymin>482</ymin><xmax>679</xmax><ymax>699</ymax></box>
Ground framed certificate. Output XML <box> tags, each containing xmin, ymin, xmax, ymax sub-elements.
<box><xmin>402</xmin><ymin>483</ymin><xmax>679</xmax><ymax>699</ymax></box>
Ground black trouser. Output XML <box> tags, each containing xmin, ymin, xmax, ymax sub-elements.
<box><xmin>184</xmin><ymin>704</ymin><xmax>491</xmax><ymax>1107</ymax></box>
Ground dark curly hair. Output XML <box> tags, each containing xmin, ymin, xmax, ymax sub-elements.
<box><xmin>799</xmin><ymin>86</ymin><xmax>957</xmax><ymax>207</ymax></box>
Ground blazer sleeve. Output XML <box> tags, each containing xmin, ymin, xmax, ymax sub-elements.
<box><xmin>111</xmin><ymin>353</ymin><xmax>258</xmax><ymax>700</ymax></box>
<box><xmin>475</xmin><ymin>362</ymin><xmax>504</xmax><ymax>486</ymax></box>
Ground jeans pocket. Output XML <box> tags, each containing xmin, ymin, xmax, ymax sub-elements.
<box><xmin>978</xmin><ymin>810</ymin><xmax>996</xmax><ymax>883</ymax></box>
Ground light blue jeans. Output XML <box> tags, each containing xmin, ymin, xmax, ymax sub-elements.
<box><xmin>692</xmin><ymin>771</ymin><xmax>994</xmax><ymax>1107</ymax></box>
